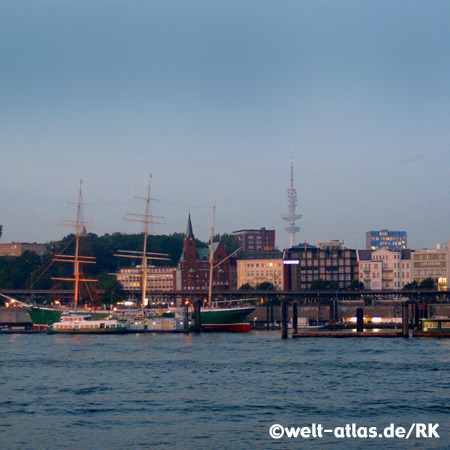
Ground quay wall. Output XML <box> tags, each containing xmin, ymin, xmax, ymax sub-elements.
<box><xmin>0</xmin><ymin>307</ymin><xmax>33</xmax><ymax>325</ymax></box>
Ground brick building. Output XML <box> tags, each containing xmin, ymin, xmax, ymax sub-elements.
<box><xmin>177</xmin><ymin>215</ymin><xmax>231</xmax><ymax>293</ymax></box>
<box><xmin>231</xmin><ymin>228</ymin><xmax>275</xmax><ymax>252</ymax></box>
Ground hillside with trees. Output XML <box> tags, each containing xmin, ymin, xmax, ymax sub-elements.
<box><xmin>0</xmin><ymin>232</ymin><xmax>239</xmax><ymax>304</ymax></box>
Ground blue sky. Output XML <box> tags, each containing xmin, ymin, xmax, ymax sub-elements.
<box><xmin>1</xmin><ymin>0</ymin><xmax>449</xmax><ymax>250</ymax></box>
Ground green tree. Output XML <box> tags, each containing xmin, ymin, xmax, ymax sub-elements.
<box><xmin>255</xmin><ymin>281</ymin><xmax>276</xmax><ymax>291</ymax></box>
<box><xmin>239</xmin><ymin>283</ymin><xmax>254</xmax><ymax>291</ymax></box>
<box><xmin>347</xmin><ymin>279</ymin><xmax>364</xmax><ymax>290</ymax></box>
<box><xmin>310</xmin><ymin>279</ymin><xmax>338</xmax><ymax>290</ymax></box>
<box><xmin>419</xmin><ymin>277</ymin><xmax>436</xmax><ymax>289</ymax></box>
<box><xmin>403</xmin><ymin>280</ymin><xmax>419</xmax><ymax>290</ymax></box>
<box><xmin>310</xmin><ymin>279</ymin><xmax>328</xmax><ymax>290</ymax></box>
<box><xmin>214</xmin><ymin>233</ymin><xmax>241</xmax><ymax>255</ymax></box>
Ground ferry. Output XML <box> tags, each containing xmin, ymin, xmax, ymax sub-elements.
<box><xmin>47</xmin><ymin>313</ymin><xmax>129</xmax><ymax>334</ymax></box>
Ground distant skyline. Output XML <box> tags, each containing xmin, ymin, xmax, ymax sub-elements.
<box><xmin>1</xmin><ymin>1</ymin><xmax>449</xmax><ymax>250</ymax></box>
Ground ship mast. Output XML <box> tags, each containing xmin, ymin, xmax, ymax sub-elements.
<box><xmin>116</xmin><ymin>175</ymin><xmax>169</xmax><ymax>311</ymax></box>
<box><xmin>52</xmin><ymin>180</ymin><xmax>97</xmax><ymax>309</ymax></box>
<box><xmin>208</xmin><ymin>203</ymin><xmax>216</xmax><ymax>307</ymax></box>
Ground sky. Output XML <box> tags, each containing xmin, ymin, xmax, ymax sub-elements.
<box><xmin>1</xmin><ymin>0</ymin><xmax>449</xmax><ymax>250</ymax></box>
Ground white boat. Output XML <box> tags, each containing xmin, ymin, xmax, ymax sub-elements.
<box><xmin>47</xmin><ymin>313</ymin><xmax>129</xmax><ymax>334</ymax></box>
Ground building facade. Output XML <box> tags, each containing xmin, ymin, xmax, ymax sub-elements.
<box><xmin>231</xmin><ymin>228</ymin><xmax>275</xmax><ymax>252</ymax></box>
<box><xmin>115</xmin><ymin>266</ymin><xmax>176</xmax><ymax>293</ymax></box>
<box><xmin>366</xmin><ymin>230</ymin><xmax>407</xmax><ymax>251</ymax></box>
<box><xmin>177</xmin><ymin>215</ymin><xmax>231</xmax><ymax>292</ymax></box>
<box><xmin>357</xmin><ymin>249</ymin><xmax>412</xmax><ymax>290</ymax></box>
<box><xmin>283</xmin><ymin>246</ymin><xmax>358</xmax><ymax>290</ymax></box>
<box><xmin>0</xmin><ymin>243</ymin><xmax>48</xmax><ymax>257</ymax></box>
<box><xmin>412</xmin><ymin>245</ymin><xmax>449</xmax><ymax>290</ymax></box>
<box><xmin>236</xmin><ymin>252</ymin><xmax>284</xmax><ymax>290</ymax></box>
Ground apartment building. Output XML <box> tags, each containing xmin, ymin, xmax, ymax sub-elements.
<box><xmin>283</xmin><ymin>245</ymin><xmax>358</xmax><ymax>290</ymax></box>
<box><xmin>0</xmin><ymin>242</ymin><xmax>48</xmax><ymax>257</ymax></box>
<box><xmin>357</xmin><ymin>248</ymin><xmax>412</xmax><ymax>290</ymax></box>
<box><xmin>232</xmin><ymin>228</ymin><xmax>275</xmax><ymax>252</ymax></box>
<box><xmin>237</xmin><ymin>252</ymin><xmax>284</xmax><ymax>289</ymax></box>
<box><xmin>412</xmin><ymin>245</ymin><xmax>449</xmax><ymax>290</ymax></box>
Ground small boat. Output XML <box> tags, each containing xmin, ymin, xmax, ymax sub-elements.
<box><xmin>47</xmin><ymin>313</ymin><xmax>129</xmax><ymax>334</ymax></box>
<box><xmin>413</xmin><ymin>317</ymin><xmax>450</xmax><ymax>337</ymax></box>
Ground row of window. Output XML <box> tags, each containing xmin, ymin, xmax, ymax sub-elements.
<box><xmin>246</xmin><ymin>270</ymin><xmax>282</xmax><ymax>277</ymax></box>
<box><xmin>245</xmin><ymin>262</ymin><xmax>282</xmax><ymax>268</ymax></box>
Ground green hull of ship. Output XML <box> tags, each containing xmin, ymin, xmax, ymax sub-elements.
<box><xmin>26</xmin><ymin>307</ymin><xmax>111</xmax><ymax>327</ymax></box>
<box><xmin>200</xmin><ymin>307</ymin><xmax>255</xmax><ymax>325</ymax></box>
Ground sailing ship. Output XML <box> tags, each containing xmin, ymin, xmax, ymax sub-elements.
<box><xmin>116</xmin><ymin>176</ymin><xmax>186</xmax><ymax>332</ymax></box>
<box><xmin>186</xmin><ymin>205</ymin><xmax>256</xmax><ymax>332</ymax></box>
<box><xmin>8</xmin><ymin>182</ymin><xmax>111</xmax><ymax>329</ymax></box>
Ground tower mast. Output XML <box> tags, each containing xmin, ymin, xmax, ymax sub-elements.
<box><xmin>282</xmin><ymin>151</ymin><xmax>302</xmax><ymax>247</ymax></box>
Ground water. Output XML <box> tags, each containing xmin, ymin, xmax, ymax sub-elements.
<box><xmin>1</xmin><ymin>332</ymin><xmax>450</xmax><ymax>449</ymax></box>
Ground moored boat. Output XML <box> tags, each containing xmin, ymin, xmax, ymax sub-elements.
<box><xmin>200</xmin><ymin>306</ymin><xmax>256</xmax><ymax>332</ymax></box>
<box><xmin>47</xmin><ymin>313</ymin><xmax>129</xmax><ymax>334</ymax></box>
<box><xmin>413</xmin><ymin>317</ymin><xmax>450</xmax><ymax>337</ymax></box>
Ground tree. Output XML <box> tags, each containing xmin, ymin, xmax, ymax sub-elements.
<box><xmin>239</xmin><ymin>283</ymin><xmax>254</xmax><ymax>291</ymax></box>
<box><xmin>255</xmin><ymin>281</ymin><xmax>276</xmax><ymax>291</ymax></box>
<box><xmin>419</xmin><ymin>278</ymin><xmax>436</xmax><ymax>289</ymax></box>
<box><xmin>310</xmin><ymin>279</ymin><xmax>338</xmax><ymax>290</ymax></box>
<box><xmin>214</xmin><ymin>233</ymin><xmax>241</xmax><ymax>255</ymax></box>
<box><xmin>403</xmin><ymin>281</ymin><xmax>419</xmax><ymax>290</ymax></box>
<box><xmin>347</xmin><ymin>279</ymin><xmax>364</xmax><ymax>290</ymax></box>
<box><xmin>310</xmin><ymin>279</ymin><xmax>329</xmax><ymax>290</ymax></box>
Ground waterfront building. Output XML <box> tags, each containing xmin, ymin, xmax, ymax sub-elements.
<box><xmin>177</xmin><ymin>214</ymin><xmax>231</xmax><ymax>292</ymax></box>
<box><xmin>366</xmin><ymin>230</ymin><xmax>407</xmax><ymax>250</ymax></box>
<box><xmin>231</xmin><ymin>228</ymin><xmax>275</xmax><ymax>252</ymax></box>
<box><xmin>115</xmin><ymin>266</ymin><xmax>176</xmax><ymax>293</ymax></box>
<box><xmin>237</xmin><ymin>251</ymin><xmax>284</xmax><ymax>289</ymax></box>
<box><xmin>412</xmin><ymin>243</ymin><xmax>449</xmax><ymax>290</ymax></box>
<box><xmin>0</xmin><ymin>242</ymin><xmax>48</xmax><ymax>257</ymax></box>
<box><xmin>283</xmin><ymin>245</ymin><xmax>358</xmax><ymax>290</ymax></box>
<box><xmin>357</xmin><ymin>248</ymin><xmax>412</xmax><ymax>290</ymax></box>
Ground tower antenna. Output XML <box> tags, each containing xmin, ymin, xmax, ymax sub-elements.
<box><xmin>282</xmin><ymin>151</ymin><xmax>302</xmax><ymax>247</ymax></box>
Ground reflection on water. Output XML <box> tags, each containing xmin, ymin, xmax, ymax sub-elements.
<box><xmin>1</xmin><ymin>332</ymin><xmax>449</xmax><ymax>449</ymax></box>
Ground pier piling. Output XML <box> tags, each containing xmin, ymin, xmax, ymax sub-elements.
<box><xmin>184</xmin><ymin>305</ymin><xmax>190</xmax><ymax>333</ymax></box>
<box><xmin>281</xmin><ymin>301</ymin><xmax>288</xmax><ymax>339</ymax></box>
<box><xmin>356</xmin><ymin>308</ymin><xmax>364</xmax><ymax>333</ymax></box>
<box><xmin>413</xmin><ymin>302</ymin><xmax>420</xmax><ymax>331</ymax></box>
<box><xmin>402</xmin><ymin>303</ymin><xmax>409</xmax><ymax>338</ymax></box>
<box><xmin>292</xmin><ymin>302</ymin><xmax>298</xmax><ymax>334</ymax></box>
<box><xmin>193</xmin><ymin>299</ymin><xmax>201</xmax><ymax>333</ymax></box>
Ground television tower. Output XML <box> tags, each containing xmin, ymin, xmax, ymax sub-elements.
<box><xmin>282</xmin><ymin>151</ymin><xmax>301</xmax><ymax>247</ymax></box>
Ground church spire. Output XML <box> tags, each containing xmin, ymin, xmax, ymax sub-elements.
<box><xmin>186</xmin><ymin>213</ymin><xmax>194</xmax><ymax>238</ymax></box>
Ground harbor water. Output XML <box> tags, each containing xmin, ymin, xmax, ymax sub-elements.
<box><xmin>1</xmin><ymin>331</ymin><xmax>450</xmax><ymax>449</ymax></box>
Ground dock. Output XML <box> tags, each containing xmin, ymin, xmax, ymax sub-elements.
<box><xmin>292</xmin><ymin>331</ymin><xmax>403</xmax><ymax>338</ymax></box>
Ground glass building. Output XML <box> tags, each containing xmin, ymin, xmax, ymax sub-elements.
<box><xmin>365</xmin><ymin>230</ymin><xmax>407</xmax><ymax>250</ymax></box>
